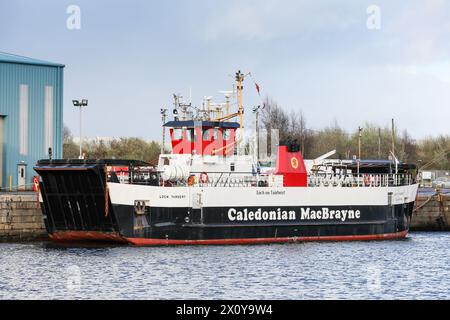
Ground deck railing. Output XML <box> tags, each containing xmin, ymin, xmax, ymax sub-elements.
<box><xmin>308</xmin><ymin>173</ymin><xmax>414</xmax><ymax>188</ymax></box>
<box><xmin>118</xmin><ymin>169</ymin><xmax>415</xmax><ymax>188</ymax></box>
<box><xmin>192</xmin><ymin>173</ymin><xmax>414</xmax><ymax>188</ymax></box>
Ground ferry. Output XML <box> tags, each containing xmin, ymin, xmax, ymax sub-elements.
<box><xmin>34</xmin><ymin>71</ymin><xmax>419</xmax><ymax>245</ymax></box>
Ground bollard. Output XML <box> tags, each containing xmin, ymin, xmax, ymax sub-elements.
<box><xmin>8</xmin><ymin>176</ymin><xmax>12</xmax><ymax>192</ymax></box>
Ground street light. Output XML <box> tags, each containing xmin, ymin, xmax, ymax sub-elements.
<box><xmin>358</xmin><ymin>126</ymin><xmax>363</xmax><ymax>160</ymax></box>
<box><xmin>160</xmin><ymin>108</ymin><xmax>168</xmax><ymax>154</ymax></box>
<box><xmin>252</xmin><ymin>105</ymin><xmax>262</xmax><ymax>163</ymax></box>
<box><xmin>72</xmin><ymin>99</ymin><xmax>88</xmax><ymax>159</ymax></box>
<box><xmin>357</xmin><ymin>126</ymin><xmax>363</xmax><ymax>179</ymax></box>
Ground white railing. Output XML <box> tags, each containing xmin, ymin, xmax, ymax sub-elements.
<box><xmin>118</xmin><ymin>169</ymin><xmax>414</xmax><ymax>188</ymax></box>
<box><xmin>196</xmin><ymin>175</ymin><xmax>265</xmax><ymax>188</ymax></box>
<box><xmin>308</xmin><ymin>173</ymin><xmax>414</xmax><ymax>188</ymax></box>
<box><xmin>191</xmin><ymin>173</ymin><xmax>414</xmax><ymax>188</ymax></box>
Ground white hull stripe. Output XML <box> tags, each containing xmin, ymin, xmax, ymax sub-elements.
<box><xmin>107</xmin><ymin>183</ymin><xmax>419</xmax><ymax>207</ymax></box>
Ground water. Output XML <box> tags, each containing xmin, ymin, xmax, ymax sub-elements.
<box><xmin>0</xmin><ymin>232</ymin><xmax>449</xmax><ymax>300</ymax></box>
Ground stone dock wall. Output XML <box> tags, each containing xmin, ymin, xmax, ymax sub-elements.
<box><xmin>0</xmin><ymin>194</ymin><xmax>47</xmax><ymax>242</ymax></box>
<box><xmin>411</xmin><ymin>193</ymin><xmax>450</xmax><ymax>231</ymax></box>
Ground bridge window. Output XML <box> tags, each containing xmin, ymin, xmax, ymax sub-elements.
<box><xmin>173</xmin><ymin>128</ymin><xmax>183</xmax><ymax>140</ymax></box>
<box><xmin>213</xmin><ymin>128</ymin><xmax>219</xmax><ymax>141</ymax></box>
<box><xmin>202</xmin><ymin>129</ymin><xmax>211</xmax><ymax>141</ymax></box>
<box><xmin>186</xmin><ymin>128</ymin><xmax>197</xmax><ymax>142</ymax></box>
<box><xmin>223</xmin><ymin>129</ymin><xmax>231</xmax><ymax>141</ymax></box>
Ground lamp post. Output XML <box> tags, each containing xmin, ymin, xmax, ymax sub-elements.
<box><xmin>357</xmin><ymin>126</ymin><xmax>363</xmax><ymax>180</ymax></box>
<box><xmin>72</xmin><ymin>99</ymin><xmax>88</xmax><ymax>159</ymax></box>
<box><xmin>252</xmin><ymin>105</ymin><xmax>262</xmax><ymax>164</ymax></box>
<box><xmin>358</xmin><ymin>126</ymin><xmax>363</xmax><ymax>160</ymax></box>
<box><xmin>160</xmin><ymin>108</ymin><xmax>168</xmax><ymax>154</ymax></box>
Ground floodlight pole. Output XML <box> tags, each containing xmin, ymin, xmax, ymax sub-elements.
<box><xmin>161</xmin><ymin>108</ymin><xmax>168</xmax><ymax>154</ymax></box>
<box><xmin>357</xmin><ymin>126</ymin><xmax>363</xmax><ymax>181</ymax></box>
<box><xmin>73</xmin><ymin>99</ymin><xmax>88</xmax><ymax>159</ymax></box>
<box><xmin>79</xmin><ymin>105</ymin><xmax>82</xmax><ymax>159</ymax></box>
<box><xmin>358</xmin><ymin>126</ymin><xmax>363</xmax><ymax>160</ymax></box>
<box><xmin>253</xmin><ymin>105</ymin><xmax>261</xmax><ymax>164</ymax></box>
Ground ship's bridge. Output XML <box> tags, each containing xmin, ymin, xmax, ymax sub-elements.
<box><xmin>164</xmin><ymin>120</ymin><xmax>240</xmax><ymax>156</ymax></box>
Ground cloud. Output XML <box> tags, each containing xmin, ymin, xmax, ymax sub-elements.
<box><xmin>203</xmin><ymin>0</ymin><xmax>361</xmax><ymax>41</ymax></box>
<box><xmin>386</xmin><ymin>62</ymin><xmax>450</xmax><ymax>85</ymax></box>
<box><xmin>383</xmin><ymin>0</ymin><xmax>450</xmax><ymax>64</ymax></box>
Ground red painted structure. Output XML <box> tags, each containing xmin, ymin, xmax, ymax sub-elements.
<box><xmin>275</xmin><ymin>145</ymin><xmax>307</xmax><ymax>187</ymax></box>
<box><xmin>166</xmin><ymin>121</ymin><xmax>239</xmax><ymax>156</ymax></box>
<box><xmin>49</xmin><ymin>230</ymin><xmax>408</xmax><ymax>246</ymax></box>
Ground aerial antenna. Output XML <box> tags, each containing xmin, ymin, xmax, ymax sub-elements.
<box><xmin>219</xmin><ymin>90</ymin><xmax>234</xmax><ymax>114</ymax></box>
<box><xmin>160</xmin><ymin>108</ymin><xmax>168</xmax><ymax>154</ymax></box>
<box><xmin>203</xmin><ymin>96</ymin><xmax>213</xmax><ymax>120</ymax></box>
<box><xmin>189</xmin><ymin>87</ymin><xmax>192</xmax><ymax>104</ymax></box>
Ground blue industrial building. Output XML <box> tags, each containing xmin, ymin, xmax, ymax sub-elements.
<box><xmin>0</xmin><ymin>52</ymin><xmax>64</xmax><ymax>190</ymax></box>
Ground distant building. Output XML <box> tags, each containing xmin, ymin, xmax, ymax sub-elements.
<box><xmin>418</xmin><ymin>170</ymin><xmax>450</xmax><ymax>187</ymax></box>
<box><xmin>0</xmin><ymin>52</ymin><xmax>64</xmax><ymax>190</ymax></box>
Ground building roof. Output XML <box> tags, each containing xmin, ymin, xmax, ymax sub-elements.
<box><xmin>164</xmin><ymin>120</ymin><xmax>240</xmax><ymax>129</ymax></box>
<box><xmin>0</xmin><ymin>51</ymin><xmax>65</xmax><ymax>67</ymax></box>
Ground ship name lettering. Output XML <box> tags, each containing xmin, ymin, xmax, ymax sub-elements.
<box><xmin>228</xmin><ymin>208</ymin><xmax>296</xmax><ymax>222</ymax></box>
<box><xmin>227</xmin><ymin>208</ymin><xmax>361</xmax><ymax>222</ymax></box>
<box><xmin>300</xmin><ymin>208</ymin><xmax>361</xmax><ymax>221</ymax></box>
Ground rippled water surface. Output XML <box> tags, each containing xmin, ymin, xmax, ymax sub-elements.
<box><xmin>0</xmin><ymin>232</ymin><xmax>449</xmax><ymax>299</ymax></box>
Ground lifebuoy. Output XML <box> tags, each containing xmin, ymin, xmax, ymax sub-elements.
<box><xmin>187</xmin><ymin>175</ymin><xmax>196</xmax><ymax>186</ymax></box>
<box><xmin>200</xmin><ymin>172</ymin><xmax>209</xmax><ymax>184</ymax></box>
<box><xmin>33</xmin><ymin>176</ymin><xmax>39</xmax><ymax>192</ymax></box>
<box><xmin>364</xmin><ymin>174</ymin><xmax>371</xmax><ymax>186</ymax></box>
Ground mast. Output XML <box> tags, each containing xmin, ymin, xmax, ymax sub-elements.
<box><xmin>160</xmin><ymin>108</ymin><xmax>168</xmax><ymax>154</ymax></box>
<box><xmin>236</xmin><ymin>70</ymin><xmax>245</xmax><ymax>155</ymax></box>
<box><xmin>214</xmin><ymin>70</ymin><xmax>247</xmax><ymax>124</ymax></box>
<box><xmin>235</xmin><ymin>70</ymin><xmax>245</xmax><ymax>132</ymax></box>
<box><xmin>206</xmin><ymin>71</ymin><xmax>248</xmax><ymax>155</ymax></box>
<box><xmin>253</xmin><ymin>105</ymin><xmax>262</xmax><ymax>164</ymax></box>
<box><xmin>391</xmin><ymin>118</ymin><xmax>395</xmax><ymax>156</ymax></box>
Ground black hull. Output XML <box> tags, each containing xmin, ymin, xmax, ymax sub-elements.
<box><xmin>111</xmin><ymin>203</ymin><xmax>413</xmax><ymax>245</ymax></box>
<box><xmin>41</xmin><ymin>202</ymin><xmax>414</xmax><ymax>245</ymax></box>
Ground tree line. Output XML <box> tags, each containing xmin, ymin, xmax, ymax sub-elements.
<box><xmin>259</xmin><ymin>97</ymin><xmax>450</xmax><ymax>170</ymax></box>
<box><xmin>63</xmin><ymin>126</ymin><xmax>160</xmax><ymax>165</ymax></box>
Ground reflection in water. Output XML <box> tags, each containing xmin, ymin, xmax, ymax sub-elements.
<box><xmin>0</xmin><ymin>232</ymin><xmax>449</xmax><ymax>300</ymax></box>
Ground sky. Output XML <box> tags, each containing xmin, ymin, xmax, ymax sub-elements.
<box><xmin>1</xmin><ymin>0</ymin><xmax>450</xmax><ymax>141</ymax></box>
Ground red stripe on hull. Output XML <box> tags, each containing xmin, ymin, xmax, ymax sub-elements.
<box><xmin>49</xmin><ymin>231</ymin><xmax>128</xmax><ymax>243</ymax></box>
<box><xmin>125</xmin><ymin>230</ymin><xmax>409</xmax><ymax>246</ymax></box>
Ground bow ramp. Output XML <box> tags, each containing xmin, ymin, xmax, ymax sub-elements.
<box><xmin>34</xmin><ymin>159</ymin><xmax>150</xmax><ymax>243</ymax></box>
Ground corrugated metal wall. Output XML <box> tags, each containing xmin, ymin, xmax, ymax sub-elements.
<box><xmin>0</xmin><ymin>62</ymin><xmax>63</xmax><ymax>189</ymax></box>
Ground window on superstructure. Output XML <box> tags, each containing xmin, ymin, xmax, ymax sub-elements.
<box><xmin>173</xmin><ymin>128</ymin><xmax>183</xmax><ymax>140</ymax></box>
<box><xmin>213</xmin><ymin>128</ymin><xmax>219</xmax><ymax>141</ymax></box>
<box><xmin>202</xmin><ymin>129</ymin><xmax>211</xmax><ymax>141</ymax></box>
<box><xmin>223</xmin><ymin>129</ymin><xmax>231</xmax><ymax>141</ymax></box>
<box><xmin>186</xmin><ymin>128</ymin><xmax>197</xmax><ymax>142</ymax></box>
